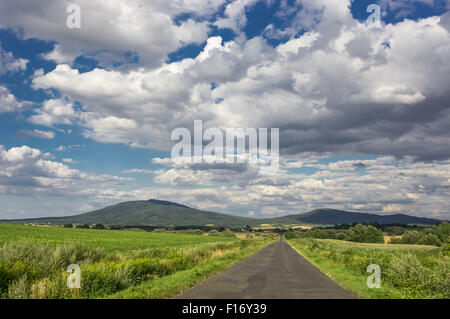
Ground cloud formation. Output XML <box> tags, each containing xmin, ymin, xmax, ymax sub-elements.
<box><xmin>0</xmin><ymin>0</ymin><xmax>449</xmax><ymax>219</ymax></box>
<box><xmin>0</xmin><ymin>85</ymin><xmax>31</xmax><ymax>113</ymax></box>
<box><xmin>145</xmin><ymin>156</ymin><xmax>450</xmax><ymax>219</ymax></box>
<box><xmin>0</xmin><ymin>0</ymin><xmax>212</xmax><ymax>68</ymax></box>
<box><xmin>30</xmin><ymin>7</ymin><xmax>450</xmax><ymax>161</ymax></box>
<box><xmin>0</xmin><ymin>145</ymin><xmax>131</xmax><ymax>199</ymax></box>
<box><xmin>16</xmin><ymin>129</ymin><xmax>55</xmax><ymax>140</ymax></box>
<box><xmin>28</xmin><ymin>99</ymin><xmax>77</xmax><ymax>126</ymax></box>
<box><xmin>0</xmin><ymin>44</ymin><xmax>27</xmax><ymax>74</ymax></box>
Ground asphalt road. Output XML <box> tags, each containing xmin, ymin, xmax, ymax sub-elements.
<box><xmin>175</xmin><ymin>235</ymin><xmax>356</xmax><ymax>299</ymax></box>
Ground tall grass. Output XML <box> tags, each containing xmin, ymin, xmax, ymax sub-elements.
<box><xmin>0</xmin><ymin>242</ymin><xmax>107</xmax><ymax>297</ymax></box>
<box><xmin>288</xmin><ymin>238</ymin><xmax>449</xmax><ymax>299</ymax></box>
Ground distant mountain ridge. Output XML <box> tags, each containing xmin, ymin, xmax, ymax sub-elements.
<box><xmin>0</xmin><ymin>199</ymin><xmax>444</xmax><ymax>227</ymax></box>
<box><xmin>268</xmin><ymin>208</ymin><xmax>443</xmax><ymax>225</ymax></box>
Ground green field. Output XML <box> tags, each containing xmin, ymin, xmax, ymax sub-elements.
<box><xmin>287</xmin><ymin>238</ymin><xmax>449</xmax><ymax>299</ymax></box>
<box><xmin>0</xmin><ymin>224</ymin><xmax>238</xmax><ymax>252</ymax></box>
<box><xmin>0</xmin><ymin>224</ymin><xmax>274</xmax><ymax>299</ymax></box>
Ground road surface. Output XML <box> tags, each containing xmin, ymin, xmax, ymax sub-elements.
<box><xmin>175</xmin><ymin>235</ymin><xmax>356</xmax><ymax>299</ymax></box>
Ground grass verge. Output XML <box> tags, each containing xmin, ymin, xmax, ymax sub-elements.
<box><xmin>287</xmin><ymin>238</ymin><xmax>448</xmax><ymax>299</ymax></box>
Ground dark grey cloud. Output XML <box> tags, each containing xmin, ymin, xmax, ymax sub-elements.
<box><xmin>278</xmin><ymin>95</ymin><xmax>450</xmax><ymax>162</ymax></box>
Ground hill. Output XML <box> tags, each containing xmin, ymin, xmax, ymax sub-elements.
<box><xmin>270</xmin><ymin>208</ymin><xmax>442</xmax><ymax>225</ymax></box>
<box><xmin>0</xmin><ymin>200</ymin><xmax>444</xmax><ymax>227</ymax></box>
<box><xmin>1</xmin><ymin>199</ymin><xmax>258</xmax><ymax>227</ymax></box>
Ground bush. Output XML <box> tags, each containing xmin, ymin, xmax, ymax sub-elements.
<box><xmin>401</xmin><ymin>230</ymin><xmax>427</xmax><ymax>244</ymax></box>
<box><xmin>93</xmin><ymin>224</ymin><xmax>106</xmax><ymax>230</ymax></box>
<box><xmin>180</xmin><ymin>229</ymin><xmax>204</xmax><ymax>235</ymax></box>
<box><xmin>311</xmin><ymin>229</ymin><xmax>330</xmax><ymax>239</ymax></box>
<box><xmin>152</xmin><ymin>229</ymin><xmax>167</xmax><ymax>233</ymax></box>
<box><xmin>75</xmin><ymin>224</ymin><xmax>90</xmax><ymax>229</ymax></box>
<box><xmin>208</xmin><ymin>230</ymin><xmax>220</xmax><ymax>236</ymax></box>
<box><xmin>385</xmin><ymin>226</ymin><xmax>406</xmax><ymax>236</ymax></box>
<box><xmin>63</xmin><ymin>224</ymin><xmax>73</xmax><ymax>228</ymax></box>
<box><xmin>0</xmin><ymin>261</ymin><xmax>26</xmax><ymax>297</ymax></box>
<box><xmin>291</xmin><ymin>225</ymin><xmax>383</xmax><ymax>243</ymax></box>
<box><xmin>335</xmin><ymin>232</ymin><xmax>350</xmax><ymax>241</ymax></box>
<box><xmin>389</xmin><ymin>223</ymin><xmax>449</xmax><ymax>246</ymax></box>
<box><xmin>347</xmin><ymin>224</ymin><xmax>384</xmax><ymax>243</ymax></box>
<box><xmin>207</xmin><ymin>229</ymin><xmax>236</xmax><ymax>237</ymax></box>
<box><xmin>8</xmin><ymin>274</ymin><xmax>29</xmax><ymax>299</ymax></box>
<box><xmin>284</xmin><ymin>231</ymin><xmax>298</xmax><ymax>240</ymax></box>
<box><xmin>220</xmin><ymin>229</ymin><xmax>236</xmax><ymax>237</ymax></box>
<box><xmin>421</xmin><ymin>234</ymin><xmax>441</xmax><ymax>246</ymax></box>
<box><xmin>363</xmin><ymin>225</ymin><xmax>385</xmax><ymax>243</ymax></box>
<box><xmin>392</xmin><ymin>230</ymin><xmax>443</xmax><ymax>246</ymax></box>
<box><xmin>441</xmin><ymin>242</ymin><xmax>450</xmax><ymax>257</ymax></box>
<box><xmin>430</xmin><ymin>222</ymin><xmax>450</xmax><ymax>243</ymax></box>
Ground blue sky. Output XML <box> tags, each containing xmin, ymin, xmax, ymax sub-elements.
<box><xmin>0</xmin><ymin>0</ymin><xmax>449</xmax><ymax>220</ymax></box>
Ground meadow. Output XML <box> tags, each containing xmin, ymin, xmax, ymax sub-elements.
<box><xmin>0</xmin><ymin>224</ymin><xmax>238</xmax><ymax>251</ymax></box>
<box><xmin>0</xmin><ymin>224</ymin><xmax>274</xmax><ymax>299</ymax></box>
<box><xmin>288</xmin><ymin>238</ymin><xmax>449</xmax><ymax>299</ymax></box>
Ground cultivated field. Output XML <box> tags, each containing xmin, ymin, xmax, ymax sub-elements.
<box><xmin>288</xmin><ymin>238</ymin><xmax>449</xmax><ymax>299</ymax></box>
<box><xmin>0</xmin><ymin>224</ymin><xmax>274</xmax><ymax>299</ymax></box>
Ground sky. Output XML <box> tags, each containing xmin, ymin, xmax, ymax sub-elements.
<box><xmin>0</xmin><ymin>0</ymin><xmax>449</xmax><ymax>220</ymax></box>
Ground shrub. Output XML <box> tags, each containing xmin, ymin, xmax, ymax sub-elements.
<box><xmin>181</xmin><ymin>229</ymin><xmax>204</xmax><ymax>235</ymax></box>
<box><xmin>220</xmin><ymin>229</ymin><xmax>236</xmax><ymax>237</ymax></box>
<box><xmin>347</xmin><ymin>224</ymin><xmax>384</xmax><ymax>243</ymax></box>
<box><xmin>393</xmin><ymin>230</ymin><xmax>442</xmax><ymax>246</ymax></box>
<box><xmin>8</xmin><ymin>274</ymin><xmax>29</xmax><ymax>299</ymax></box>
<box><xmin>441</xmin><ymin>242</ymin><xmax>450</xmax><ymax>257</ymax></box>
<box><xmin>75</xmin><ymin>224</ymin><xmax>90</xmax><ymax>229</ymax></box>
<box><xmin>385</xmin><ymin>226</ymin><xmax>407</xmax><ymax>236</ymax></box>
<box><xmin>0</xmin><ymin>261</ymin><xmax>26</xmax><ymax>297</ymax></box>
<box><xmin>291</xmin><ymin>225</ymin><xmax>384</xmax><ymax>243</ymax></box>
<box><xmin>335</xmin><ymin>232</ymin><xmax>350</xmax><ymax>241</ymax></box>
<box><xmin>363</xmin><ymin>225</ymin><xmax>385</xmax><ymax>243</ymax></box>
<box><xmin>208</xmin><ymin>229</ymin><xmax>220</xmax><ymax>236</ymax></box>
<box><xmin>400</xmin><ymin>230</ymin><xmax>426</xmax><ymax>244</ymax></box>
<box><xmin>63</xmin><ymin>224</ymin><xmax>73</xmax><ymax>228</ymax></box>
<box><xmin>152</xmin><ymin>229</ymin><xmax>167</xmax><ymax>233</ymax></box>
<box><xmin>311</xmin><ymin>229</ymin><xmax>329</xmax><ymax>239</ymax></box>
<box><xmin>284</xmin><ymin>231</ymin><xmax>297</xmax><ymax>240</ymax></box>
<box><xmin>389</xmin><ymin>223</ymin><xmax>449</xmax><ymax>246</ymax></box>
<box><xmin>421</xmin><ymin>234</ymin><xmax>441</xmax><ymax>246</ymax></box>
<box><xmin>29</xmin><ymin>272</ymin><xmax>76</xmax><ymax>299</ymax></box>
<box><xmin>430</xmin><ymin>221</ymin><xmax>450</xmax><ymax>243</ymax></box>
